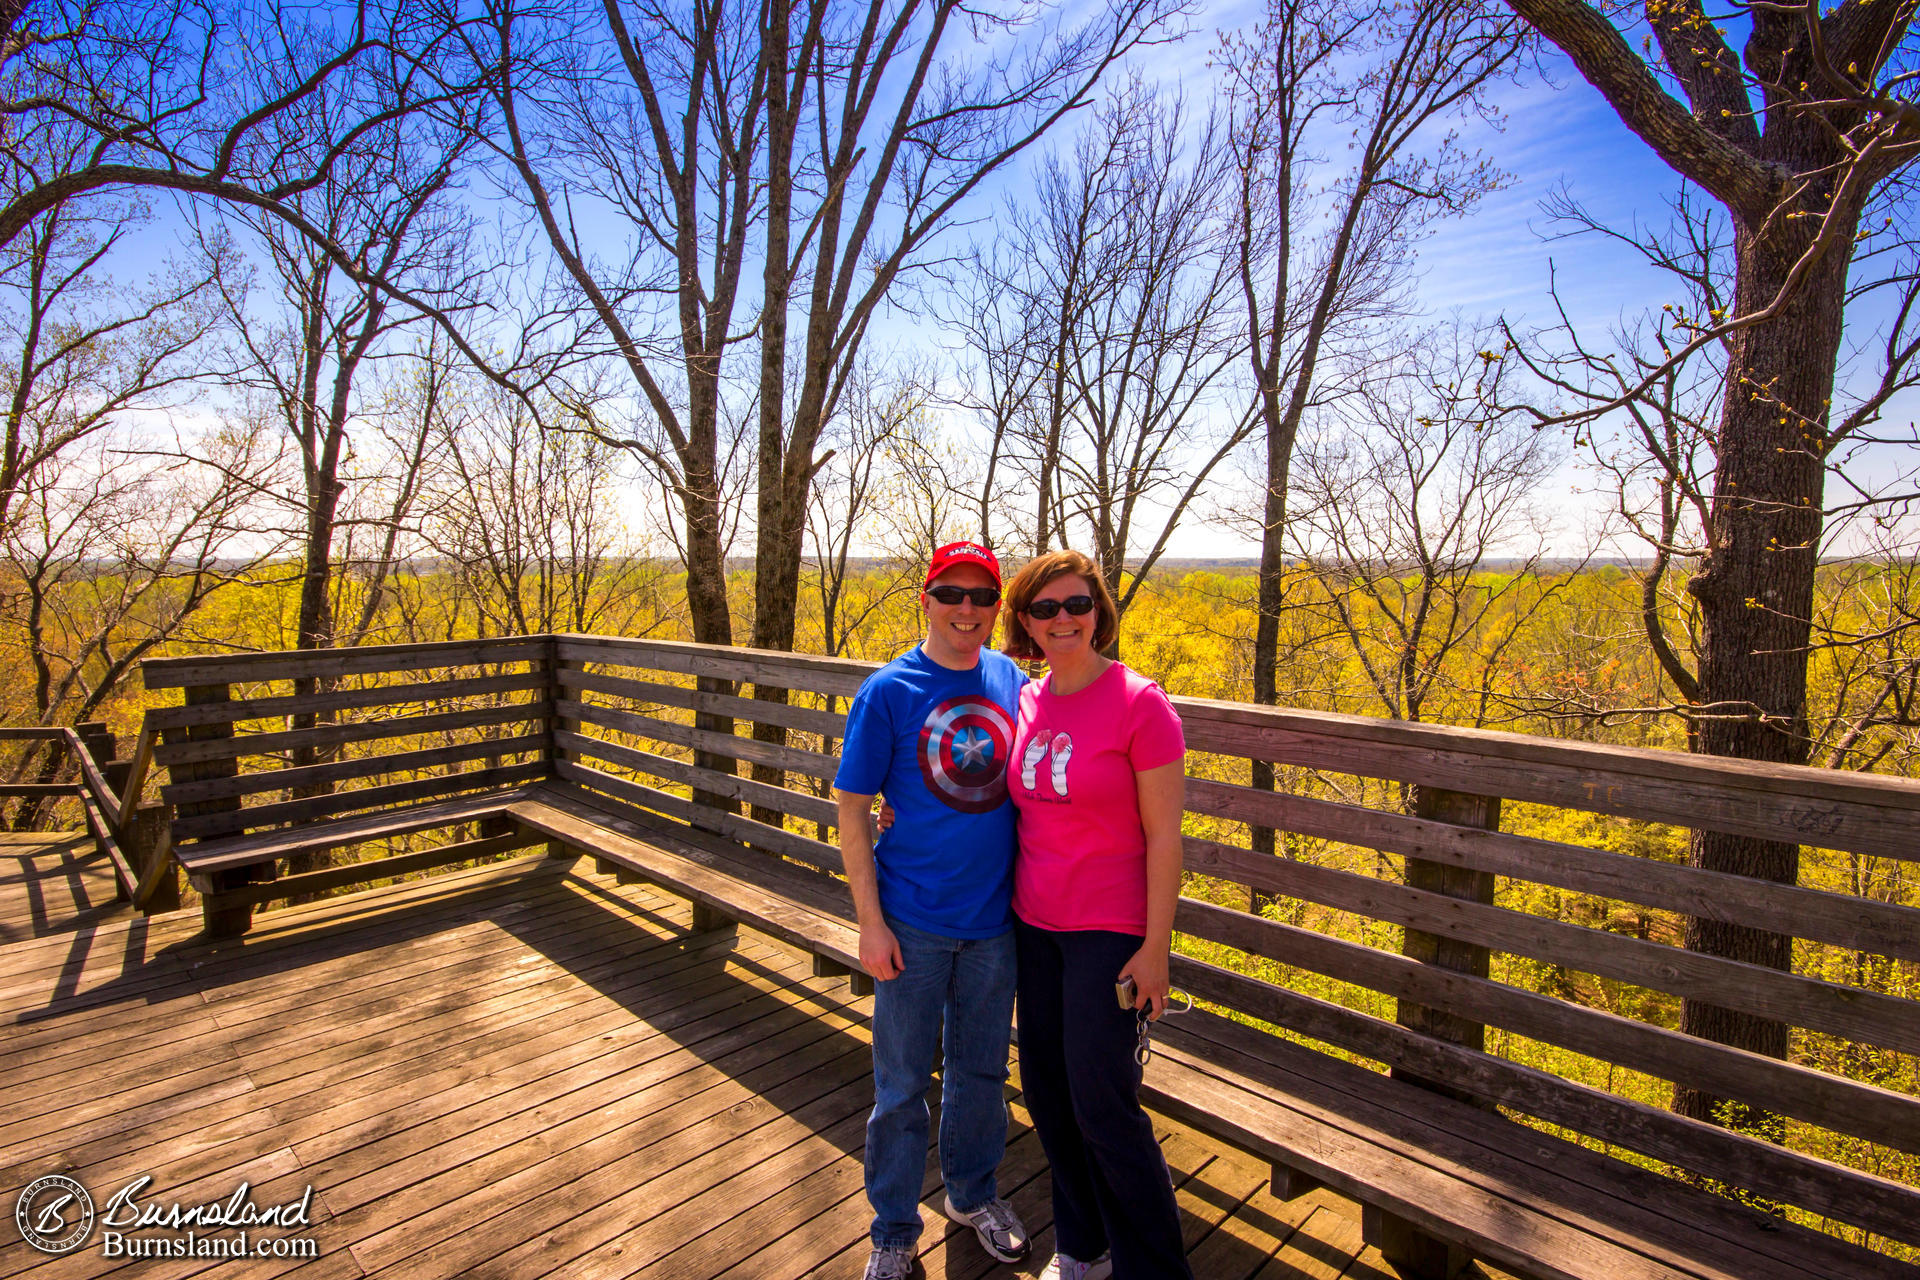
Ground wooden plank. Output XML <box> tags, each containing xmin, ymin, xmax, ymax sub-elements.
<box><xmin>116</xmin><ymin>721</ymin><xmax>155</xmax><ymax>824</ymax></box>
<box><xmin>368</xmin><ymin>1038</ymin><xmax>877</xmax><ymax>1280</ymax></box>
<box><xmin>554</xmin><ymin>759</ymin><xmax>696</xmax><ymax>822</ymax></box>
<box><xmin>557</xmin><ymin>667</ymin><xmax>847</xmax><ymax>738</ymax></box>
<box><xmin>285</xmin><ymin>940</ymin><xmax>829</xmax><ymax>1191</ymax></box>
<box><xmin>558</xmin><ymin>730</ymin><xmax>839</xmax><ymax>827</ymax></box>
<box><xmin>1138</xmin><ymin>1062</ymin><xmax>1686</xmax><ymax>1280</ymax></box>
<box><xmin>552</xmin><ymin>792</ymin><xmax>856</xmax><ymax>924</ymax></box>
<box><xmin>154</xmin><ymin>700</ymin><xmax>552</xmax><ymax>766</ymax></box>
<box><xmin>176</xmin><ymin>790</ymin><xmax>532</xmax><ymax>874</ymax></box>
<box><xmin>1184</xmin><ymin>776</ymin><xmax>1920</xmax><ymax>964</ymax></box>
<box><xmin>143</xmin><ymin>670</ymin><xmax>554</xmax><ymax>731</ymax></box>
<box><xmin>132</xmin><ymin>816</ymin><xmax>179</xmax><ymax>911</ymax></box>
<box><xmin>1166</xmin><ymin>957</ymin><xmax>1920</xmax><ymax>1247</ymax></box>
<box><xmin>159</xmin><ymin>733</ymin><xmax>547</xmax><ymax>807</ymax></box>
<box><xmin>507</xmin><ymin>786</ymin><xmax>861</xmax><ymax>971</ymax></box>
<box><xmin>1177</xmin><ymin>700</ymin><xmax>1920</xmax><ymax>863</ymax></box>
<box><xmin>67</xmin><ymin>727</ymin><xmax>124</xmax><ymax>826</ymax></box>
<box><xmin>166</xmin><ymin>680</ymin><xmax>257</xmax><ymax>937</ymax></box>
<box><xmin>556</xmin><ymin>634</ymin><xmax>872</xmax><ymax>697</ymax></box>
<box><xmin>1181</xmin><ymin>835</ymin><xmax>1920</xmax><ymax>1056</ymax></box>
<box><xmin>0</xmin><ymin>727</ymin><xmax>64</xmax><ymax>739</ymax></box>
<box><xmin>263</xmin><ymin>942</ymin><xmax>815</xmax><ymax>1196</ymax></box>
<box><xmin>0</xmin><ymin>783</ymin><xmax>75</xmax><ymax>797</ymax></box>
<box><xmin>77</xmin><ymin>791</ymin><xmax>136</xmax><ymax>898</ymax></box>
<box><xmin>1147</xmin><ymin>1020</ymin><xmax>1912</xmax><ymax>1280</ymax></box>
<box><xmin>171</xmin><ymin>762</ymin><xmax>550</xmax><ymax>841</ymax></box>
<box><xmin>1173</xmin><ymin>897</ymin><xmax>1920</xmax><ymax>1154</ymax></box>
<box><xmin>564</xmin><ymin>698</ymin><xmax>838</xmax><ymax>780</ymax></box>
<box><xmin>334</xmin><ymin>1016</ymin><xmax>873</xmax><ymax>1278</ymax></box>
<box><xmin>1178</xmin><ymin>696</ymin><xmax>1920</xmax><ymax>813</ymax></box>
<box><xmin>552</xmin><ymin>761</ymin><xmax>843</xmax><ymax>874</ymax></box>
<box><xmin>196</xmin><ymin>830</ymin><xmax>551</xmax><ymax>912</ymax></box>
<box><xmin>141</xmin><ymin>636</ymin><xmax>553</xmax><ymax>688</ymax></box>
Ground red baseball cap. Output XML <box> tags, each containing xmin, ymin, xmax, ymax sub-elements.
<box><xmin>924</xmin><ymin>540</ymin><xmax>1001</xmax><ymax>588</ymax></box>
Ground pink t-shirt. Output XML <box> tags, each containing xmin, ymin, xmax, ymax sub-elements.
<box><xmin>1009</xmin><ymin>662</ymin><xmax>1186</xmax><ymax>933</ymax></box>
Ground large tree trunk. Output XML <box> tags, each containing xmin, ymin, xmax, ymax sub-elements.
<box><xmin>1249</xmin><ymin>402</ymin><xmax>1296</xmax><ymax>879</ymax></box>
<box><xmin>679</xmin><ymin>397</ymin><xmax>740</xmax><ymax>816</ymax></box>
<box><xmin>1673</xmin><ymin>197</ymin><xmax>1854</xmax><ymax>1129</ymax></box>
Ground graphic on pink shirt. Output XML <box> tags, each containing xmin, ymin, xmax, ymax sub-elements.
<box><xmin>1019</xmin><ymin>731</ymin><xmax>1050</xmax><ymax>791</ymax></box>
<box><xmin>1014</xmin><ymin>729</ymin><xmax>1077</xmax><ymax>798</ymax></box>
<box><xmin>1048</xmin><ymin>732</ymin><xmax>1073</xmax><ymax>796</ymax></box>
<box><xmin>1009</xmin><ymin>663</ymin><xmax>1185</xmax><ymax>933</ymax></box>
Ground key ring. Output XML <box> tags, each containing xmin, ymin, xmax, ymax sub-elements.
<box><xmin>1132</xmin><ymin>989</ymin><xmax>1193</xmax><ymax>1066</ymax></box>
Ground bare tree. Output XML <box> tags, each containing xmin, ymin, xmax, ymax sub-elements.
<box><xmin>2</xmin><ymin>426</ymin><xmax>281</xmax><ymax>825</ymax></box>
<box><xmin>205</xmin><ymin>68</ymin><xmax>483</xmax><ymax>661</ymax></box>
<box><xmin>0</xmin><ymin>174</ymin><xmax>276</xmax><ymax>825</ymax></box>
<box><xmin>1288</xmin><ymin>323</ymin><xmax>1567</xmax><ymax>726</ymax></box>
<box><xmin>1221</xmin><ymin>0</ymin><xmax>1523</xmax><ymax>861</ymax></box>
<box><xmin>0</xmin><ymin>0</ymin><xmax>491</xmax><ymax>263</ymax></box>
<box><xmin>1015</xmin><ymin>86</ymin><xmax>1251</xmax><ymax>629</ymax></box>
<box><xmin>938</xmin><ymin>241</ymin><xmax>1049</xmax><ymax>553</ymax></box>
<box><xmin>473</xmin><ymin>0</ymin><xmax>770</xmax><ymax>652</ymax></box>
<box><xmin>802</xmin><ymin>360</ymin><xmax>937</xmax><ymax>662</ymax></box>
<box><xmin>1508</xmin><ymin>120</ymin><xmax>1920</xmax><ymax>1120</ymax></box>
<box><xmin>1</xmin><ymin>194</ymin><xmax>226</xmax><ymax>533</ymax></box>
<box><xmin>425</xmin><ymin>371</ymin><xmax>676</xmax><ymax>639</ymax></box>
<box><xmin>744</xmin><ymin>0</ymin><xmax>1192</xmax><ymax>659</ymax></box>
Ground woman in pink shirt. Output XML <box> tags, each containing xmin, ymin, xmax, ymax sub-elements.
<box><xmin>1000</xmin><ymin>550</ymin><xmax>1192</xmax><ymax>1280</ymax></box>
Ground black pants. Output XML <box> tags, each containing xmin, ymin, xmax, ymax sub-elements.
<box><xmin>1015</xmin><ymin>918</ymin><xmax>1193</xmax><ymax>1279</ymax></box>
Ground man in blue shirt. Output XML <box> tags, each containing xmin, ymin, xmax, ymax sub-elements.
<box><xmin>835</xmin><ymin>541</ymin><xmax>1031</xmax><ymax>1280</ymax></box>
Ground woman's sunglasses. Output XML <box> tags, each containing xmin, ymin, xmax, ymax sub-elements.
<box><xmin>1024</xmin><ymin>595</ymin><xmax>1096</xmax><ymax>619</ymax></box>
<box><xmin>926</xmin><ymin>585</ymin><xmax>1002</xmax><ymax>607</ymax></box>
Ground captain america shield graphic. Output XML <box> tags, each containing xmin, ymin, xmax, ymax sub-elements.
<box><xmin>918</xmin><ymin>695</ymin><xmax>1014</xmax><ymax>813</ymax></box>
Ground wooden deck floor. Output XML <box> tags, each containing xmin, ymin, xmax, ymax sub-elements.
<box><xmin>1</xmin><ymin>836</ymin><xmax>1441</xmax><ymax>1280</ymax></box>
<box><xmin>0</xmin><ymin>832</ymin><xmax>133</xmax><ymax>947</ymax></box>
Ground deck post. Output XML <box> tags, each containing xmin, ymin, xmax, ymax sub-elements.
<box><xmin>1394</xmin><ymin>785</ymin><xmax>1500</xmax><ymax>1081</ymax></box>
<box><xmin>1269</xmin><ymin>1163</ymin><xmax>1322</xmax><ymax>1202</ymax></box>
<box><xmin>75</xmin><ymin>723</ymin><xmax>124</xmax><ymax>794</ymax></box>
<box><xmin>543</xmin><ymin>639</ymin><xmax>570</xmax><ymax>778</ymax></box>
<box><xmin>165</xmin><ymin>682</ymin><xmax>262</xmax><ymax>938</ymax></box>
<box><xmin>1364</xmin><ymin>783</ymin><xmax>1499</xmax><ymax>1280</ymax></box>
<box><xmin>123</xmin><ymin>800</ymin><xmax>179</xmax><ymax>913</ymax></box>
<box><xmin>690</xmin><ymin>900</ymin><xmax>735</xmax><ymax>934</ymax></box>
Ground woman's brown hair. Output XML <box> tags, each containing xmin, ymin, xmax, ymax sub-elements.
<box><xmin>1000</xmin><ymin>549</ymin><xmax>1119</xmax><ymax>661</ymax></box>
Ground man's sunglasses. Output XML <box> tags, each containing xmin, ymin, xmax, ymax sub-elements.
<box><xmin>926</xmin><ymin>585</ymin><xmax>1001</xmax><ymax>607</ymax></box>
<box><xmin>1024</xmin><ymin>595</ymin><xmax>1096</xmax><ymax>619</ymax></box>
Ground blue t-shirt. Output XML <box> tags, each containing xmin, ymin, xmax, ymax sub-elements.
<box><xmin>834</xmin><ymin>645</ymin><xmax>1026</xmax><ymax>938</ymax></box>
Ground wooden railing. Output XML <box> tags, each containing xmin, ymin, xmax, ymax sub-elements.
<box><xmin>126</xmin><ymin>633</ymin><xmax>1920</xmax><ymax>1261</ymax></box>
<box><xmin>0</xmin><ymin>722</ymin><xmax>158</xmax><ymax>899</ymax></box>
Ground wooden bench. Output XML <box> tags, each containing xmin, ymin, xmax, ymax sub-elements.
<box><xmin>176</xmin><ymin>790</ymin><xmax>549</xmax><ymax>911</ymax></box>
<box><xmin>503</xmin><ymin>781</ymin><xmax>870</xmax><ymax>995</ymax></box>
<box><xmin>1145</xmin><ymin>1015</ymin><xmax>1908</xmax><ymax>1280</ymax></box>
<box><xmin>133</xmin><ymin>635</ymin><xmax>1920</xmax><ymax>1280</ymax></box>
<box><xmin>507</xmin><ymin>774</ymin><xmax>1917</xmax><ymax>1279</ymax></box>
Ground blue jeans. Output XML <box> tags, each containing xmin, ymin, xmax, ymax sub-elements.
<box><xmin>866</xmin><ymin>916</ymin><xmax>1017</xmax><ymax>1248</ymax></box>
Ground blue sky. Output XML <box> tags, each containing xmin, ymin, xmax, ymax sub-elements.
<box><xmin>118</xmin><ymin>0</ymin><xmax>1908</xmax><ymax>564</ymax></box>
<box><xmin>1050</xmin><ymin>0</ymin><xmax>1712</xmax><ymax>558</ymax></box>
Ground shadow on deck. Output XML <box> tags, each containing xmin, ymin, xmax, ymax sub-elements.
<box><xmin>0</xmin><ymin>840</ymin><xmax>1447</xmax><ymax>1280</ymax></box>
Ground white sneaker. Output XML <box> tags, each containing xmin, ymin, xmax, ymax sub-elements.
<box><xmin>943</xmin><ymin>1193</ymin><xmax>1031</xmax><ymax>1262</ymax></box>
<box><xmin>864</xmin><ymin>1243</ymin><xmax>916</xmax><ymax>1279</ymax></box>
<box><xmin>1039</xmin><ymin>1251</ymin><xmax>1113</xmax><ymax>1280</ymax></box>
